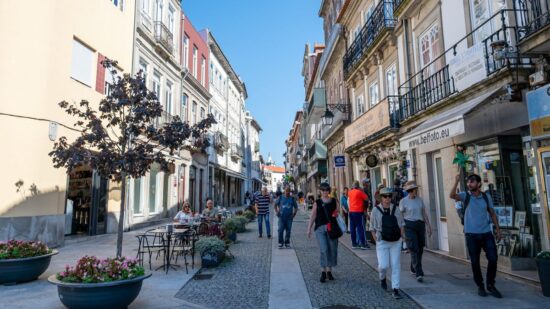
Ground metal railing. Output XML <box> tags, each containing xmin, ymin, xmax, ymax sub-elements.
<box><xmin>155</xmin><ymin>111</ymin><xmax>173</xmax><ymax>127</ymax></box>
<box><xmin>387</xmin><ymin>95</ymin><xmax>401</xmax><ymax>128</ymax></box>
<box><xmin>516</xmin><ymin>0</ymin><xmax>550</xmax><ymax>41</ymax></box>
<box><xmin>154</xmin><ymin>21</ymin><xmax>174</xmax><ymax>54</ymax></box>
<box><xmin>230</xmin><ymin>143</ymin><xmax>243</xmax><ymax>159</ymax></box>
<box><xmin>393</xmin><ymin>0</ymin><xmax>411</xmax><ymax>13</ymax></box>
<box><xmin>343</xmin><ymin>0</ymin><xmax>396</xmax><ymax>78</ymax></box>
<box><xmin>397</xmin><ymin>9</ymin><xmax>535</xmax><ymax>122</ymax></box>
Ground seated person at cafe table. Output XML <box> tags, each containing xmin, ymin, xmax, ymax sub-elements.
<box><xmin>174</xmin><ymin>202</ymin><xmax>195</xmax><ymax>224</ymax></box>
<box><xmin>202</xmin><ymin>198</ymin><xmax>220</xmax><ymax>221</ymax></box>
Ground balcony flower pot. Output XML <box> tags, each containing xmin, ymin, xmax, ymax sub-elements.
<box><xmin>536</xmin><ymin>251</ymin><xmax>550</xmax><ymax>297</ymax></box>
<box><xmin>48</xmin><ymin>273</ymin><xmax>152</xmax><ymax>309</ymax></box>
<box><xmin>0</xmin><ymin>240</ymin><xmax>58</xmax><ymax>285</ymax></box>
<box><xmin>48</xmin><ymin>256</ymin><xmax>150</xmax><ymax>309</ymax></box>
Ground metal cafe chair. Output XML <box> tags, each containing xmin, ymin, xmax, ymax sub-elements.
<box><xmin>135</xmin><ymin>229</ymin><xmax>167</xmax><ymax>270</ymax></box>
<box><xmin>170</xmin><ymin>229</ymin><xmax>197</xmax><ymax>274</ymax></box>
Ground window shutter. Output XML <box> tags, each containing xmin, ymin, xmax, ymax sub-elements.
<box><xmin>95</xmin><ymin>53</ymin><xmax>106</xmax><ymax>93</ymax></box>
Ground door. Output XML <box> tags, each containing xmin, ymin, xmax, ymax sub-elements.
<box><xmin>433</xmin><ymin>154</ymin><xmax>449</xmax><ymax>251</ymax></box>
<box><xmin>541</xmin><ymin>151</ymin><xmax>550</xmax><ymax>238</ymax></box>
<box><xmin>90</xmin><ymin>170</ymin><xmax>108</xmax><ymax>235</ymax></box>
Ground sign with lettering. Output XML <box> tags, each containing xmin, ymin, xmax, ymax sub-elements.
<box><xmin>334</xmin><ymin>155</ymin><xmax>346</xmax><ymax>167</ymax></box>
<box><xmin>527</xmin><ymin>84</ymin><xmax>550</xmax><ymax>140</ymax></box>
<box><xmin>399</xmin><ymin>118</ymin><xmax>465</xmax><ymax>151</ymax></box>
<box><xmin>344</xmin><ymin>99</ymin><xmax>390</xmax><ymax>149</ymax></box>
<box><xmin>448</xmin><ymin>43</ymin><xmax>487</xmax><ymax>92</ymax></box>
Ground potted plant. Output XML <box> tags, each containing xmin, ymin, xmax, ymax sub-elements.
<box><xmin>243</xmin><ymin>210</ymin><xmax>255</xmax><ymax>222</ymax></box>
<box><xmin>222</xmin><ymin>218</ymin><xmax>239</xmax><ymax>242</ymax></box>
<box><xmin>195</xmin><ymin>237</ymin><xmax>226</xmax><ymax>267</ymax></box>
<box><xmin>536</xmin><ymin>251</ymin><xmax>550</xmax><ymax>297</ymax></box>
<box><xmin>0</xmin><ymin>240</ymin><xmax>58</xmax><ymax>285</ymax></box>
<box><xmin>234</xmin><ymin>216</ymin><xmax>248</xmax><ymax>233</ymax></box>
<box><xmin>48</xmin><ymin>256</ymin><xmax>151</xmax><ymax>309</ymax></box>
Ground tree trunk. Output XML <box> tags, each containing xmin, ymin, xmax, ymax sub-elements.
<box><xmin>116</xmin><ymin>172</ymin><xmax>127</xmax><ymax>258</ymax></box>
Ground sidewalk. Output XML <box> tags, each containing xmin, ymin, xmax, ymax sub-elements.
<box><xmin>339</xmin><ymin>234</ymin><xmax>548</xmax><ymax>308</ymax></box>
<box><xmin>0</xmin><ymin>226</ymin><xmax>199</xmax><ymax>309</ymax></box>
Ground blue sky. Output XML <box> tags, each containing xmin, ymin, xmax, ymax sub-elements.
<box><xmin>181</xmin><ymin>0</ymin><xmax>323</xmax><ymax>166</ymax></box>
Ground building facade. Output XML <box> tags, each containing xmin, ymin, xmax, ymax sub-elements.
<box><xmin>0</xmin><ymin>0</ymin><xmax>136</xmax><ymax>246</ymax></box>
<box><xmin>245</xmin><ymin>112</ymin><xmax>263</xmax><ymax>194</ymax></box>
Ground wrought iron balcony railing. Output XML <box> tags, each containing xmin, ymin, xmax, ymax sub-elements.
<box><xmin>155</xmin><ymin>111</ymin><xmax>173</xmax><ymax>127</ymax></box>
<box><xmin>516</xmin><ymin>0</ymin><xmax>550</xmax><ymax>41</ymax></box>
<box><xmin>230</xmin><ymin>143</ymin><xmax>243</xmax><ymax>159</ymax></box>
<box><xmin>154</xmin><ymin>21</ymin><xmax>174</xmax><ymax>54</ymax></box>
<box><xmin>343</xmin><ymin>1</ymin><xmax>396</xmax><ymax>78</ymax></box>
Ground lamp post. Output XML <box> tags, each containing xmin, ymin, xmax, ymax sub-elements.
<box><xmin>321</xmin><ymin>102</ymin><xmax>351</xmax><ymax>126</ymax></box>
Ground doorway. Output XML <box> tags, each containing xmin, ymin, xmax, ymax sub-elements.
<box><xmin>433</xmin><ymin>154</ymin><xmax>449</xmax><ymax>251</ymax></box>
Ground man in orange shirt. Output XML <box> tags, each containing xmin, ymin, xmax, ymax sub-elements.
<box><xmin>348</xmin><ymin>181</ymin><xmax>369</xmax><ymax>249</ymax></box>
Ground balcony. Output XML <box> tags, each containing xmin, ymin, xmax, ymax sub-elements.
<box><xmin>155</xmin><ymin>111</ymin><xmax>173</xmax><ymax>128</ymax></box>
<box><xmin>344</xmin><ymin>96</ymin><xmax>399</xmax><ymax>150</ymax></box>
<box><xmin>254</xmin><ymin>141</ymin><xmax>260</xmax><ymax>153</ymax></box>
<box><xmin>306</xmin><ymin>88</ymin><xmax>326</xmax><ymax>121</ymax></box>
<box><xmin>298</xmin><ymin>161</ymin><xmax>308</xmax><ymax>176</ymax></box>
<box><xmin>154</xmin><ymin>21</ymin><xmax>174</xmax><ymax>54</ymax></box>
<box><xmin>393</xmin><ymin>0</ymin><xmax>412</xmax><ymax>15</ymax></box>
<box><xmin>307</xmin><ymin>139</ymin><xmax>327</xmax><ymax>162</ymax></box>
<box><xmin>308</xmin><ymin>160</ymin><xmax>328</xmax><ymax>179</ymax></box>
<box><xmin>516</xmin><ymin>0</ymin><xmax>550</xmax><ymax>42</ymax></box>
<box><xmin>230</xmin><ymin>143</ymin><xmax>243</xmax><ymax>160</ymax></box>
<box><xmin>343</xmin><ymin>1</ymin><xmax>396</xmax><ymax>79</ymax></box>
<box><xmin>213</xmin><ymin>132</ymin><xmax>229</xmax><ymax>152</ymax></box>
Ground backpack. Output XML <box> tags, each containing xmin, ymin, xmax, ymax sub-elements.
<box><xmin>459</xmin><ymin>192</ymin><xmax>490</xmax><ymax>225</ymax></box>
<box><xmin>375</xmin><ymin>205</ymin><xmax>401</xmax><ymax>242</ymax></box>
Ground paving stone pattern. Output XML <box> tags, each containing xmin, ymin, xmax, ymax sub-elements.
<box><xmin>291</xmin><ymin>213</ymin><xmax>420</xmax><ymax>309</ymax></box>
<box><xmin>176</xmin><ymin>219</ymin><xmax>272</xmax><ymax>309</ymax></box>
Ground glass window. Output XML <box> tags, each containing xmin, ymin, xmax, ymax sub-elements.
<box><xmin>71</xmin><ymin>39</ymin><xmax>93</xmax><ymax>86</ymax></box>
<box><xmin>139</xmin><ymin>58</ymin><xmax>148</xmax><ymax>85</ymax></box>
<box><xmin>133</xmin><ymin>177</ymin><xmax>142</xmax><ymax>214</ymax></box>
<box><xmin>149</xmin><ymin>164</ymin><xmax>159</xmax><ymax>213</ymax></box>
<box><xmin>369</xmin><ymin>82</ymin><xmax>379</xmax><ymax>106</ymax></box>
<box><xmin>152</xmin><ymin>71</ymin><xmax>161</xmax><ymax>100</ymax></box>
<box><xmin>192</xmin><ymin>101</ymin><xmax>197</xmax><ymax>125</ymax></box>
<box><xmin>183</xmin><ymin>35</ymin><xmax>189</xmax><ymax>69</ymax></box>
<box><xmin>200</xmin><ymin>107</ymin><xmax>205</xmax><ymax>120</ymax></box>
<box><xmin>165</xmin><ymin>81</ymin><xmax>172</xmax><ymax>114</ymax></box>
<box><xmin>419</xmin><ymin>24</ymin><xmax>441</xmax><ymax>75</ymax></box>
<box><xmin>355</xmin><ymin>95</ymin><xmax>365</xmax><ymax>118</ymax></box>
<box><xmin>201</xmin><ymin>57</ymin><xmax>206</xmax><ymax>86</ymax></box>
<box><xmin>155</xmin><ymin>0</ymin><xmax>163</xmax><ymax>22</ymax></box>
<box><xmin>168</xmin><ymin>5</ymin><xmax>175</xmax><ymax>35</ymax></box>
<box><xmin>386</xmin><ymin>64</ymin><xmax>397</xmax><ymax>96</ymax></box>
<box><xmin>181</xmin><ymin>93</ymin><xmax>188</xmax><ymax>121</ymax></box>
<box><xmin>192</xmin><ymin>46</ymin><xmax>198</xmax><ymax>77</ymax></box>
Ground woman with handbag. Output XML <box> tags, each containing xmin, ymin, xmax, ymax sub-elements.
<box><xmin>307</xmin><ymin>182</ymin><xmax>341</xmax><ymax>283</ymax></box>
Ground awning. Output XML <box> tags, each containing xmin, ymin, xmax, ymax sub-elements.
<box><xmin>399</xmin><ymin>88</ymin><xmax>501</xmax><ymax>151</ymax></box>
<box><xmin>211</xmin><ymin>163</ymin><xmax>245</xmax><ymax>180</ymax></box>
<box><xmin>252</xmin><ymin>177</ymin><xmax>266</xmax><ymax>185</ymax></box>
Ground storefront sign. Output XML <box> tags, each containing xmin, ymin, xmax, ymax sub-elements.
<box><xmin>448</xmin><ymin>43</ymin><xmax>487</xmax><ymax>92</ymax></box>
<box><xmin>527</xmin><ymin>84</ymin><xmax>550</xmax><ymax>140</ymax></box>
<box><xmin>344</xmin><ymin>99</ymin><xmax>390</xmax><ymax>149</ymax></box>
<box><xmin>399</xmin><ymin>118</ymin><xmax>465</xmax><ymax>151</ymax></box>
<box><xmin>334</xmin><ymin>155</ymin><xmax>345</xmax><ymax>167</ymax></box>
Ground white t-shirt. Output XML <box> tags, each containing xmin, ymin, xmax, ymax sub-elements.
<box><xmin>174</xmin><ymin>211</ymin><xmax>193</xmax><ymax>223</ymax></box>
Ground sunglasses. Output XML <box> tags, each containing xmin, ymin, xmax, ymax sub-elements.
<box><xmin>320</xmin><ymin>189</ymin><xmax>330</xmax><ymax>192</ymax></box>
<box><xmin>381</xmin><ymin>195</ymin><xmax>392</xmax><ymax>199</ymax></box>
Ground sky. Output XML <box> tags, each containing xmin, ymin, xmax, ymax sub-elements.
<box><xmin>181</xmin><ymin>0</ymin><xmax>324</xmax><ymax>167</ymax></box>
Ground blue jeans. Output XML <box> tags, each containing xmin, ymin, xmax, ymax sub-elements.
<box><xmin>349</xmin><ymin>212</ymin><xmax>366</xmax><ymax>247</ymax></box>
<box><xmin>466</xmin><ymin>232</ymin><xmax>498</xmax><ymax>287</ymax></box>
<box><xmin>278</xmin><ymin>216</ymin><xmax>293</xmax><ymax>245</ymax></box>
<box><xmin>257</xmin><ymin>214</ymin><xmax>271</xmax><ymax>237</ymax></box>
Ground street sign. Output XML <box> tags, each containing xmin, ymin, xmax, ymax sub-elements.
<box><xmin>334</xmin><ymin>155</ymin><xmax>345</xmax><ymax>167</ymax></box>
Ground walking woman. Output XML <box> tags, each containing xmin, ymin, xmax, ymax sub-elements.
<box><xmin>399</xmin><ymin>180</ymin><xmax>432</xmax><ymax>282</ymax></box>
<box><xmin>307</xmin><ymin>182</ymin><xmax>339</xmax><ymax>283</ymax></box>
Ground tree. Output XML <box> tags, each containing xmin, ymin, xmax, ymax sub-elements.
<box><xmin>50</xmin><ymin>59</ymin><xmax>215</xmax><ymax>257</ymax></box>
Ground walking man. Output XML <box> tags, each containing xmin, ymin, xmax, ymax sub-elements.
<box><xmin>370</xmin><ymin>187</ymin><xmax>405</xmax><ymax>299</ymax></box>
<box><xmin>450</xmin><ymin>174</ymin><xmax>502</xmax><ymax>298</ymax></box>
<box><xmin>275</xmin><ymin>186</ymin><xmax>298</xmax><ymax>248</ymax></box>
<box><xmin>255</xmin><ymin>187</ymin><xmax>272</xmax><ymax>239</ymax></box>
<box><xmin>348</xmin><ymin>181</ymin><xmax>369</xmax><ymax>249</ymax></box>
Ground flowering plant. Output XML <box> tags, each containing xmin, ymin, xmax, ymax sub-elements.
<box><xmin>57</xmin><ymin>256</ymin><xmax>145</xmax><ymax>283</ymax></box>
<box><xmin>0</xmin><ymin>240</ymin><xmax>52</xmax><ymax>259</ymax></box>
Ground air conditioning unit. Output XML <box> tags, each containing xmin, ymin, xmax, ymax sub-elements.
<box><xmin>529</xmin><ymin>70</ymin><xmax>548</xmax><ymax>87</ymax></box>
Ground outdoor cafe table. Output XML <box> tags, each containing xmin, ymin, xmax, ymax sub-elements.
<box><xmin>149</xmin><ymin>225</ymin><xmax>188</xmax><ymax>273</ymax></box>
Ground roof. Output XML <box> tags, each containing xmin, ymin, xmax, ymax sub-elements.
<box><xmin>262</xmin><ymin>165</ymin><xmax>285</xmax><ymax>173</ymax></box>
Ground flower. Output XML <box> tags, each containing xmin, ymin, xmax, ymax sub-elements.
<box><xmin>56</xmin><ymin>256</ymin><xmax>145</xmax><ymax>283</ymax></box>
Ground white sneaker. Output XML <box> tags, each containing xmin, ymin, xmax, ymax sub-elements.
<box><xmin>278</xmin><ymin>244</ymin><xmax>284</xmax><ymax>249</ymax></box>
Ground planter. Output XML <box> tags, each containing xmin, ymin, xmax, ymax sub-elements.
<box><xmin>0</xmin><ymin>250</ymin><xmax>59</xmax><ymax>285</ymax></box>
<box><xmin>227</xmin><ymin>232</ymin><xmax>237</xmax><ymax>243</ymax></box>
<box><xmin>48</xmin><ymin>273</ymin><xmax>152</xmax><ymax>309</ymax></box>
<box><xmin>536</xmin><ymin>258</ymin><xmax>550</xmax><ymax>297</ymax></box>
<box><xmin>201</xmin><ymin>251</ymin><xmax>225</xmax><ymax>268</ymax></box>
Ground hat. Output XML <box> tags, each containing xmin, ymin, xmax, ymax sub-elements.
<box><xmin>379</xmin><ymin>187</ymin><xmax>393</xmax><ymax>195</ymax></box>
<box><xmin>377</xmin><ymin>183</ymin><xmax>385</xmax><ymax>189</ymax></box>
<box><xmin>403</xmin><ymin>180</ymin><xmax>420</xmax><ymax>191</ymax></box>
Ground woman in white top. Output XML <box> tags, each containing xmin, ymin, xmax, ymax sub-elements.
<box><xmin>174</xmin><ymin>202</ymin><xmax>194</xmax><ymax>224</ymax></box>
<box><xmin>399</xmin><ymin>180</ymin><xmax>432</xmax><ymax>282</ymax></box>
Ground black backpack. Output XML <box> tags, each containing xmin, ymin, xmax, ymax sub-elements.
<box><xmin>375</xmin><ymin>205</ymin><xmax>401</xmax><ymax>241</ymax></box>
<box><xmin>459</xmin><ymin>192</ymin><xmax>490</xmax><ymax>225</ymax></box>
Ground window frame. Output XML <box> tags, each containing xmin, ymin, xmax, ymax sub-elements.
<box><xmin>369</xmin><ymin>81</ymin><xmax>379</xmax><ymax>107</ymax></box>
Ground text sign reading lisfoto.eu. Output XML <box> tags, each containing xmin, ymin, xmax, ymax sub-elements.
<box><xmin>334</xmin><ymin>155</ymin><xmax>345</xmax><ymax>167</ymax></box>
<box><xmin>448</xmin><ymin>43</ymin><xmax>487</xmax><ymax>92</ymax></box>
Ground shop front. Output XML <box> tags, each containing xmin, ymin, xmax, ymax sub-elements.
<box><xmin>401</xmin><ymin>87</ymin><xmax>545</xmax><ymax>270</ymax></box>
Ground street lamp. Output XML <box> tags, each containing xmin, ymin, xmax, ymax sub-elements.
<box><xmin>321</xmin><ymin>102</ymin><xmax>351</xmax><ymax>126</ymax></box>
<box><xmin>296</xmin><ymin>150</ymin><xmax>302</xmax><ymax>160</ymax></box>
<box><xmin>321</xmin><ymin>108</ymin><xmax>334</xmax><ymax>126</ymax></box>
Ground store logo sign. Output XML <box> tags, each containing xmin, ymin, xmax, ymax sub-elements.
<box><xmin>334</xmin><ymin>155</ymin><xmax>345</xmax><ymax>167</ymax></box>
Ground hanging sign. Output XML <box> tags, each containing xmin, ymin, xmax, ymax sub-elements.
<box><xmin>334</xmin><ymin>155</ymin><xmax>346</xmax><ymax>167</ymax></box>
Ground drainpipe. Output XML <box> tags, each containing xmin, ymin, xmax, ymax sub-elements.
<box><xmin>403</xmin><ymin>19</ymin><xmax>413</xmax><ymax>115</ymax></box>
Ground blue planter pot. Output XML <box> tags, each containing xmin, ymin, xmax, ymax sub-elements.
<box><xmin>48</xmin><ymin>273</ymin><xmax>152</xmax><ymax>309</ymax></box>
<box><xmin>0</xmin><ymin>250</ymin><xmax>58</xmax><ymax>285</ymax></box>
<box><xmin>228</xmin><ymin>232</ymin><xmax>237</xmax><ymax>242</ymax></box>
<box><xmin>201</xmin><ymin>251</ymin><xmax>225</xmax><ymax>268</ymax></box>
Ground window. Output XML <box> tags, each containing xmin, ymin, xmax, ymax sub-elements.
<box><xmin>153</xmin><ymin>71</ymin><xmax>161</xmax><ymax>100</ymax></box>
<box><xmin>181</xmin><ymin>93</ymin><xmax>188</xmax><ymax>121</ymax></box>
<box><xmin>192</xmin><ymin>46</ymin><xmax>198</xmax><ymax>77</ymax></box>
<box><xmin>369</xmin><ymin>82</ymin><xmax>379</xmax><ymax>106</ymax></box>
<box><xmin>201</xmin><ymin>57</ymin><xmax>206</xmax><ymax>86</ymax></box>
<box><xmin>104</xmin><ymin>69</ymin><xmax>115</xmax><ymax>96</ymax></box>
<box><xmin>155</xmin><ymin>0</ymin><xmax>163</xmax><ymax>22</ymax></box>
<box><xmin>470</xmin><ymin>0</ymin><xmax>492</xmax><ymax>43</ymax></box>
<box><xmin>149</xmin><ymin>164</ymin><xmax>159</xmax><ymax>213</ymax></box>
<box><xmin>192</xmin><ymin>101</ymin><xmax>197</xmax><ymax>125</ymax></box>
<box><xmin>141</xmin><ymin>0</ymin><xmax>150</xmax><ymax>15</ymax></box>
<box><xmin>200</xmin><ymin>107</ymin><xmax>205</xmax><ymax>120</ymax></box>
<box><xmin>133</xmin><ymin>177</ymin><xmax>142</xmax><ymax>214</ymax></box>
<box><xmin>419</xmin><ymin>24</ymin><xmax>441</xmax><ymax>75</ymax></box>
<box><xmin>209</xmin><ymin>62</ymin><xmax>213</xmax><ymax>83</ymax></box>
<box><xmin>168</xmin><ymin>5</ymin><xmax>175</xmax><ymax>35</ymax></box>
<box><xmin>71</xmin><ymin>39</ymin><xmax>93</xmax><ymax>86</ymax></box>
<box><xmin>364</xmin><ymin>5</ymin><xmax>374</xmax><ymax>23</ymax></box>
<box><xmin>385</xmin><ymin>64</ymin><xmax>397</xmax><ymax>96</ymax></box>
<box><xmin>139</xmin><ymin>58</ymin><xmax>148</xmax><ymax>85</ymax></box>
<box><xmin>183</xmin><ymin>35</ymin><xmax>189</xmax><ymax>69</ymax></box>
<box><xmin>355</xmin><ymin>95</ymin><xmax>365</xmax><ymax>118</ymax></box>
<box><xmin>165</xmin><ymin>81</ymin><xmax>173</xmax><ymax>114</ymax></box>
